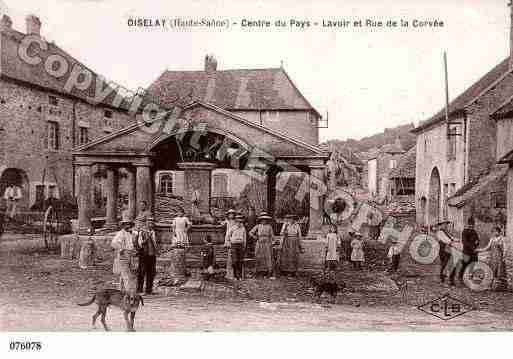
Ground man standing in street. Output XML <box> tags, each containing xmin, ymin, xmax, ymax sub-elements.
<box><xmin>460</xmin><ymin>217</ymin><xmax>480</xmax><ymax>284</ymax></box>
<box><xmin>136</xmin><ymin>217</ymin><xmax>158</xmax><ymax>295</ymax></box>
<box><xmin>225</xmin><ymin>214</ymin><xmax>247</xmax><ymax>280</ymax></box>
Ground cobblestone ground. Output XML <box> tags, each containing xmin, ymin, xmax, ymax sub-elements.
<box><xmin>2</xmin><ymin>236</ymin><xmax>513</xmax><ymax>331</ymax></box>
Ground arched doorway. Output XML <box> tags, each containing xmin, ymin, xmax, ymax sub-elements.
<box><xmin>428</xmin><ymin>167</ymin><xmax>441</xmax><ymax>226</ymax></box>
<box><xmin>150</xmin><ymin>129</ymin><xmax>255</xmax><ymax>221</ymax></box>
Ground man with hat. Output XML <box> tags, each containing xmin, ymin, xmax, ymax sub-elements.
<box><xmin>111</xmin><ymin>214</ymin><xmax>138</xmax><ymax>293</ymax></box>
<box><xmin>249</xmin><ymin>212</ymin><xmax>274</xmax><ymax>278</ymax></box>
<box><xmin>136</xmin><ymin>217</ymin><xmax>158</xmax><ymax>295</ymax></box>
<box><xmin>224</xmin><ymin>214</ymin><xmax>247</xmax><ymax>280</ymax></box>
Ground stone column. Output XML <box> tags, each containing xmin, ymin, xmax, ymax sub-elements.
<box><xmin>104</xmin><ymin>166</ymin><xmax>119</xmax><ymax>230</ymax></box>
<box><xmin>506</xmin><ymin>166</ymin><xmax>513</xmax><ymax>289</ymax></box>
<box><xmin>308</xmin><ymin>165</ymin><xmax>327</xmax><ymax>237</ymax></box>
<box><xmin>136</xmin><ymin>164</ymin><xmax>152</xmax><ymax>214</ymax></box>
<box><xmin>77</xmin><ymin>163</ymin><xmax>92</xmax><ymax>234</ymax></box>
<box><xmin>267</xmin><ymin>170</ymin><xmax>277</xmax><ymax>216</ymax></box>
<box><xmin>126</xmin><ymin>167</ymin><xmax>136</xmax><ymax>221</ymax></box>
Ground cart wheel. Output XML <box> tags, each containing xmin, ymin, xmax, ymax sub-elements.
<box><xmin>43</xmin><ymin>206</ymin><xmax>59</xmax><ymax>252</ymax></box>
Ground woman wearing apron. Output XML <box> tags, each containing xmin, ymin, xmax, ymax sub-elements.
<box><xmin>249</xmin><ymin>212</ymin><xmax>274</xmax><ymax>278</ymax></box>
<box><xmin>279</xmin><ymin>214</ymin><xmax>304</xmax><ymax>277</ymax></box>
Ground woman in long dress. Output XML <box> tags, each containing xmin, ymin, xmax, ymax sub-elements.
<box><xmin>279</xmin><ymin>214</ymin><xmax>303</xmax><ymax>277</ymax></box>
<box><xmin>325</xmin><ymin>225</ymin><xmax>340</xmax><ymax>271</ymax></box>
<box><xmin>477</xmin><ymin>226</ymin><xmax>507</xmax><ymax>290</ymax></box>
<box><xmin>249</xmin><ymin>212</ymin><xmax>274</xmax><ymax>278</ymax></box>
<box><xmin>111</xmin><ymin>219</ymin><xmax>137</xmax><ymax>293</ymax></box>
<box><xmin>171</xmin><ymin>208</ymin><xmax>191</xmax><ymax>247</ymax></box>
<box><xmin>222</xmin><ymin>209</ymin><xmax>237</xmax><ymax>280</ymax></box>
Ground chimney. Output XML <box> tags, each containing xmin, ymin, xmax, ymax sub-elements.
<box><xmin>25</xmin><ymin>14</ymin><xmax>41</xmax><ymax>36</ymax></box>
<box><xmin>204</xmin><ymin>54</ymin><xmax>217</xmax><ymax>73</ymax></box>
<box><xmin>0</xmin><ymin>15</ymin><xmax>12</xmax><ymax>32</ymax></box>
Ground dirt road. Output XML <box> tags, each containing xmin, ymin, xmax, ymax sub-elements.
<box><xmin>2</xmin><ymin>236</ymin><xmax>513</xmax><ymax>331</ymax></box>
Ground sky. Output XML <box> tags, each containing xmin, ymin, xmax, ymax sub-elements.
<box><xmin>0</xmin><ymin>0</ymin><xmax>511</xmax><ymax>142</ymax></box>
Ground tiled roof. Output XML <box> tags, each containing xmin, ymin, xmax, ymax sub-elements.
<box><xmin>0</xmin><ymin>28</ymin><xmax>130</xmax><ymax>110</ymax></box>
<box><xmin>412</xmin><ymin>57</ymin><xmax>511</xmax><ymax>133</ymax></box>
<box><xmin>389</xmin><ymin>146</ymin><xmax>416</xmax><ymax>179</ymax></box>
<box><xmin>147</xmin><ymin>67</ymin><xmax>321</xmax><ymax>116</ymax></box>
<box><xmin>447</xmin><ymin>164</ymin><xmax>508</xmax><ymax>208</ymax></box>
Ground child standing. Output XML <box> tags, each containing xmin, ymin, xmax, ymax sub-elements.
<box><xmin>325</xmin><ymin>226</ymin><xmax>340</xmax><ymax>271</ymax></box>
<box><xmin>387</xmin><ymin>238</ymin><xmax>401</xmax><ymax>273</ymax></box>
<box><xmin>350</xmin><ymin>232</ymin><xmax>365</xmax><ymax>270</ymax></box>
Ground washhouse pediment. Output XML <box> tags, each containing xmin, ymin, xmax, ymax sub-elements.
<box><xmin>74</xmin><ymin>101</ymin><xmax>328</xmax><ymax>160</ymax></box>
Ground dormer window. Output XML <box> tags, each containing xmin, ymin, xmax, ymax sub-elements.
<box><xmin>104</xmin><ymin>110</ymin><xmax>113</xmax><ymax>118</ymax></box>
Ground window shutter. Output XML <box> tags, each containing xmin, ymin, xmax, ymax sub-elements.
<box><xmin>55</xmin><ymin>123</ymin><xmax>60</xmax><ymax>149</ymax></box>
<box><xmin>44</xmin><ymin>122</ymin><xmax>49</xmax><ymax>149</ymax></box>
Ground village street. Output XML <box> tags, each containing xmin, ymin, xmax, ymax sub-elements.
<box><xmin>2</xmin><ymin>236</ymin><xmax>513</xmax><ymax>331</ymax></box>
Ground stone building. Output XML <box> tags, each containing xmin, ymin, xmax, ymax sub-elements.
<box><xmin>73</xmin><ymin>100</ymin><xmax>329</xmax><ymax>236</ymax></box>
<box><xmin>365</xmin><ymin>139</ymin><xmax>405</xmax><ymax>199</ymax></box>
<box><xmin>143</xmin><ymin>55</ymin><xmax>325</xmax><ymax>221</ymax></box>
<box><xmin>0</xmin><ymin>14</ymin><xmax>132</xmax><ymax>215</ymax></box>
<box><xmin>410</xmin><ymin>2</ymin><xmax>513</xmax><ymax>237</ymax></box>
<box><xmin>411</xmin><ymin>48</ymin><xmax>512</xmax><ymax>237</ymax></box>
<box><xmin>389</xmin><ymin>146</ymin><xmax>416</xmax><ymax>201</ymax></box>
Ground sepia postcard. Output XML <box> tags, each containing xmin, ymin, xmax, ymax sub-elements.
<box><xmin>1</xmin><ymin>0</ymin><xmax>513</xmax><ymax>357</ymax></box>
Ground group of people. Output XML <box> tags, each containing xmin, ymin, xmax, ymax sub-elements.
<box><xmin>324</xmin><ymin>226</ymin><xmax>367</xmax><ymax>271</ymax></box>
<box><xmin>111</xmin><ymin>200</ymin><xmax>159</xmax><ymax>296</ymax></box>
<box><xmin>109</xmin><ymin>202</ymin><xmax>508</xmax><ymax>292</ymax></box>
<box><xmin>221</xmin><ymin>209</ymin><xmax>305</xmax><ymax>280</ymax></box>
<box><xmin>439</xmin><ymin>217</ymin><xmax>507</xmax><ymax>290</ymax></box>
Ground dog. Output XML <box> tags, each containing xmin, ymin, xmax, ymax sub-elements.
<box><xmin>77</xmin><ymin>289</ymin><xmax>144</xmax><ymax>332</ymax></box>
<box><xmin>310</xmin><ymin>273</ymin><xmax>345</xmax><ymax>302</ymax></box>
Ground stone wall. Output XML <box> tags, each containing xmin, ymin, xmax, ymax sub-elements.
<box><xmin>415</xmin><ymin>121</ymin><xmax>467</xmax><ymax>224</ymax></box>
<box><xmin>415</xmin><ymin>72</ymin><xmax>513</xmax><ymax>226</ymax></box>
<box><xmin>0</xmin><ymin>77</ymin><xmax>132</xmax><ymax>208</ymax></box>
<box><xmin>234</xmin><ymin>110</ymin><xmax>319</xmax><ymax>146</ymax></box>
